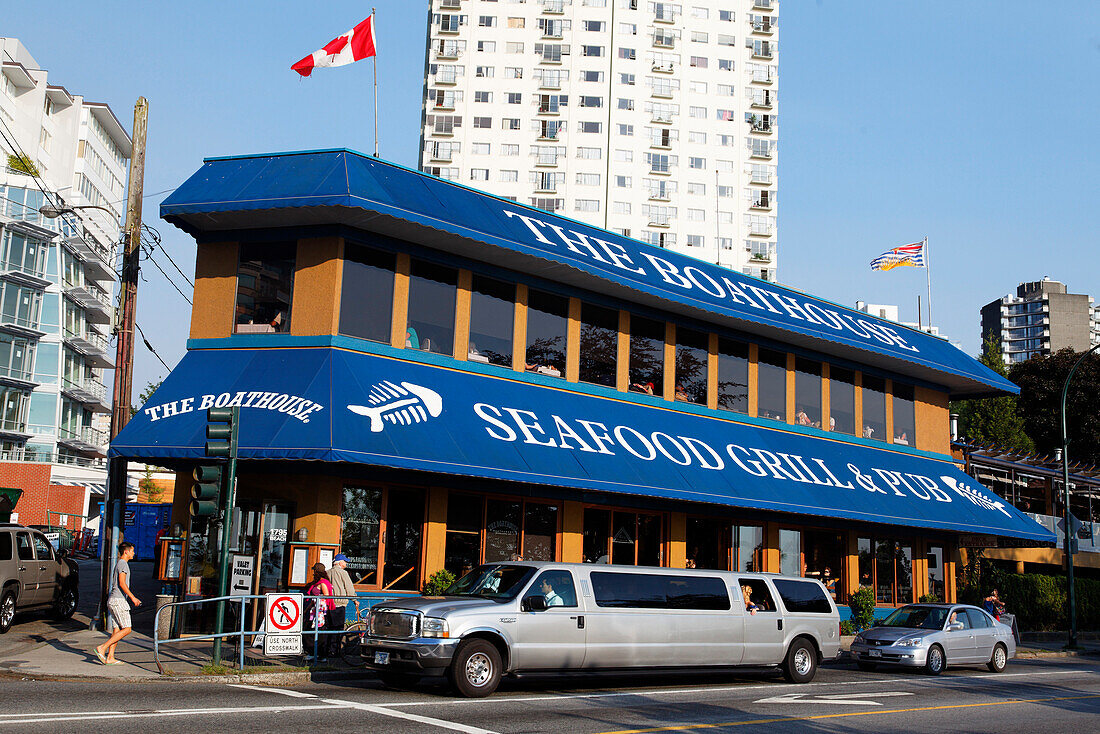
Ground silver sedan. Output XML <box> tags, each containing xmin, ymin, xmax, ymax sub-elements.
<box><xmin>849</xmin><ymin>603</ymin><xmax>1015</xmax><ymax>675</ymax></box>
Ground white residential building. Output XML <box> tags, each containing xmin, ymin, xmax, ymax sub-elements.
<box><xmin>419</xmin><ymin>0</ymin><xmax>779</xmax><ymax>280</ymax></box>
<box><xmin>0</xmin><ymin>37</ymin><xmax>132</xmax><ymax>519</ymax></box>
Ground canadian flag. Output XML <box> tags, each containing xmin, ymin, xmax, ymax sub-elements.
<box><xmin>292</xmin><ymin>15</ymin><xmax>377</xmax><ymax>77</ymax></box>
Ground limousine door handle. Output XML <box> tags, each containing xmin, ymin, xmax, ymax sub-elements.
<box><xmin>571</xmin><ymin>615</ymin><xmax>585</xmax><ymax>629</ymax></box>
<box><xmin>777</xmin><ymin>619</ymin><xmax>783</xmax><ymax>631</ymax></box>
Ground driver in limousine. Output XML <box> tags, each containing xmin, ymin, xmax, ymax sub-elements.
<box><xmin>541</xmin><ymin>577</ymin><xmax>565</xmax><ymax>607</ymax></box>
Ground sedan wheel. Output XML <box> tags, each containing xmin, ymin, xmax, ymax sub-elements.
<box><xmin>924</xmin><ymin>644</ymin><xmax>945</xmax><ymax>676</ymax></box>
<box><xmin>987</xmin><ymin>643</ymin><xmax>1008</xmax><ymax>673</ymax></box>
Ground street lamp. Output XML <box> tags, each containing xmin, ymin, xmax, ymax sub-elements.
<box><xmin>1059</xmin><ymin>342</ymin><xmax>1100</xmax><ymax>649</ymax></box>
<box><xmin>39</xmin><ymin>203</ymin><xmax>116</xmax><ymax>219</ymax></box>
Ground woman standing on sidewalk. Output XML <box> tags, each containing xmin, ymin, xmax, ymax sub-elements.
<box><xmin>95</xmin><ymin>542</ymin><xmax>141</xmax><ymax>665</ymax></box>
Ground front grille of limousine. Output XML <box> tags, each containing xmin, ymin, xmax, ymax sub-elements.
<box><xmin>369</xmin><ymin>609</ymin><xmax>420</xmax><ymax>639</ymax></box>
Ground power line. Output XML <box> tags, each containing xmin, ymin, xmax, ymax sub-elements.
<box><xmin>135</xmin><ymin>321</ymin><xmax>171</xmax><ymax>371</ymax></box>
<box><xmin>141</xmin><ymin>244</ymin><xmax>192</xmax><ymax>305</ymax></box>
<box><xmin>142</xmin><ymin>223</ymin><xmax>193</xmax><ymax>288</ymax></box>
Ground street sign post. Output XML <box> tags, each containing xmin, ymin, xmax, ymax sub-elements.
<box><xmin>264</xmin><ymin>592</ymin><xmax>303</xmax><ymax>656</ymax></box>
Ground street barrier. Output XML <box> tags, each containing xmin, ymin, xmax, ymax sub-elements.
<box><xmin>152</xmin><ymin>592</ymin><xmax>405</xmax><ymax>674</ymax></box>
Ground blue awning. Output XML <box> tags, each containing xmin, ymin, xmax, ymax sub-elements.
<box><xmin>160</xmin><ymin>149</ymin><xmax>1016</xmax><ymax>399</ymax></box>
<box><xmin>111</xmin><ymin>347</ymin><xmax>1053</xmax><ymax>542</ymax></box>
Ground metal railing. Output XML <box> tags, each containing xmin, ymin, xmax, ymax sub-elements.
<box><xmin>1026</xmin><ymin>512</ymin><xmax>1100</xmax><ymax>553</ymax></box>
<box><xmin>152</xmin><ymin>593</ymin><xmax>409</xmax><ymax>674</ymax></box>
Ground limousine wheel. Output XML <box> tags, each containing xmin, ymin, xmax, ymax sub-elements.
<box><xmin>782</xmin><ymin>638</ymin><xmax>817</xmax><ymax>683</ymax></box>
<box><xmin>451</xmin><ymin>639</ymin><xmax>502</xmax><ymax>698</ymax></box>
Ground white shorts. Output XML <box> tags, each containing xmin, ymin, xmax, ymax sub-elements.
<box><xmin>107</xmin><ymin>599</ymin><xmax>131</xmax><ymax>632</ymax></box>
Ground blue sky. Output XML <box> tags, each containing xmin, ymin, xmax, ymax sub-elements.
<box><xmin>5</xmin><ymin>1</ymin><xmax>1100</xmax><ymax>393</ymax></box>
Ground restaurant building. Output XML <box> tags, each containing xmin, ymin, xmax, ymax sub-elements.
<box><xmin>110</xmin><ymin>149</ymin><xmax>1054</xmax><ymax>613</ymax></box>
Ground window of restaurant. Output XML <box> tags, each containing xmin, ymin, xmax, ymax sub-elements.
<box><xmin>794</xmin><ymin>357</ymin><xmax>822</xmax><ymax>428</ymax></box>
<box><xmin>583</xmin><ymin>507</ymin><xmax>661</xmax><ymax>566</ymax></box>
<box><xmin>338</xmin><ymin>243</ymin><xmax>395</xmax><ymax>343</ymax></box>
<box><xmin>686</xmin><ymin>516</ymin><xmax>731</xmax><ymax>569</ymax></box>
<box><xmin>861</xmin><ymin>375</ymin><xmax>887</xmax><ymax>441</ymax></box>
<box><xmin>926</xmin><ymin>545</ymin><xmax>945</xmax><ymax>601</ymax></box>
<box><xmin>628</xmin><ymin>315</ymin><xmax>664</xmax><ymax>395</ymax></box>
<box><xmin>735</xmin><ymin>524</ymin><xmax>764</xmax><ymax>572</ymax></box>
<box><xmin>406</xmin><ymin>259</ymin><xmax>458</xmax><ymax>356</ymax></box>
<box><xmin>525</xmin><ymin>289</ymin><xmax>568</xmax><ymax>378</ymax></box>
<box><xmin>858</xmin><ymin>537</ymin><xmax>913</xmax><ymax>605</ymax></box>
<box><xmin>803</xmin><ymin>529</ymin><xmax>844</xmax><ymax>601</ymax></box>
<box><xmin>779</xmin><ymin>528</ymin><xmax>801</xmax><ymax>576</ymax></box>
<box><xmin>717</xmin><ymin>337</ymin><xmax>749</xmax><ymax>414</ymax></box>
<box><xmin>468</xmin><ymin>275</ymin><xmax>515</xmax><ymax>367</ymax></box>
<box><xmin>579</xmin><ymin>303</ymin><xmax>618</xmax><ymax>387</ymax></box>
<box><xmin>444</xmin><ymin>493</ymin><xmax>560</xmax><ymax>575</ymax></box>
<box><xmin>757</xmin><ymin>347</ymin><xmax>787</xmax><ymax>421</ymax></box>
<box><xmin>340</xmin><ymin>485</ymin><xmax>425</xmax><ymax>590</ymax></box>
<box><xmin>676</xmin><ymin>327</ymin><xmax>708</xmax><ymax>404</ymax></box>
<box><xmin>829</xmin><ymin>366</ymin><xmax>856</xmax><ymax>435</ymax></box>
<box><xmin>892</xmin><ymin>382</ymin><xmax>916</xmax><ymax>445</ymax></box>
<box><xmin>234</xmin><ymin>241</ymin><xmax>295</xmax><ymax>333</ymax></box>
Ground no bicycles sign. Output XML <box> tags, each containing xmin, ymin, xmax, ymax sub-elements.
<box><xmin>266</xmin><ymin>593</ymin><xmax>303</xmax><ymax>633</ymax></box>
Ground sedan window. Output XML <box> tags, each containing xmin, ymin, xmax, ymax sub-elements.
<box><xmin>966</xmin><ymin>608</ymin><xmax>993</xmax><ymax>628</ymax></box>
<box><xmin>880</xmin><ymin>605</ymin><xmax>947</xmax><ymax>630</ymax></box>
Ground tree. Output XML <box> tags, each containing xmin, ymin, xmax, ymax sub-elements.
<box><xmin>131</xmin><ymin>379</ymin><xmax>163</xmax><ymax>417</ymax></box>
<box><xmin>139</xmin><ymin>466</ymin><xmax>163</xmax><ymax>504</ymax></box>
<box><xmin>7</xmin><ymin>153</ymin><xmax>39</xmax><ymax>177</ymax></box>
<box><xmin>1010</xmin><ymin>348</ymin><xmax>1100</xmax><ymax>465</ymax></box>
<box><xmin>953</xmin><ymin>333</ymin><xmax>1034</xmax><ymax>451</ymax></box>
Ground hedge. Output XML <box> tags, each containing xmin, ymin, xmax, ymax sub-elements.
<box><xmin>960</xmin><ymin>572</ymin><xmax>1100</xmax><ymax>632</ymax></box>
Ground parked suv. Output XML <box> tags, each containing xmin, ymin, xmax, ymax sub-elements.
<box><xmin>364</xmin><ymin>562</ymin><xmax>840</xmax><ymax>697</ymax></box>
<box><xmin>0</xmin><ymin>522</ymin><xmax>80</xmax><ymax>633</ymax></box>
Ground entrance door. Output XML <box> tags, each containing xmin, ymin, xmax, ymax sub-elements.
<box><xmin>738</xmin><ymin>577</ymin><xmax>783</xmax><ymax>664</ymax></box>
<box><xmin>257</xmin><ymin>503</ymin><xmax>292</xmax><ymax>592</ymax></box>
<box><xmin>514</xmin><ymin>570</ymin><xmax>586</xmax><ymax>670</ymax></box>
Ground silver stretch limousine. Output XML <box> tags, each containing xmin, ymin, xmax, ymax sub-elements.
<box><xmin>364</xmin><ymin>562</ymin><xmax>841</xmax><ymax>697</ymax></box>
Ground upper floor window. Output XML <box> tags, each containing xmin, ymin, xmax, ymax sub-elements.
<box><xmin>580</xmin><ymin>303</ymin><xmax>618</xmax><ymax>387</ymax></box>
<box><xmin>629</xmin><ymin>316</ymin><xmax>664</xmax><ymax>395</ymax></box>
<box><xmin>676</xmin><ymin>327</ymin><xmax>707</xmax><ymax>405</ymax></box>
<box><xmin>757</xmin><ymin>347</ymin><xmax>786</xmax><ymax>421</ymax></box>
<box><xmin>339</xmin><ymin>244</ymin><xmax>395</xmax><ymax>344</ymax></box>
<box><xmin>526</xmin><ymin>289</ymin><xmax>568</xmax><ymax>378</ymax></box>
<box><xmin>406</xmin><ymin>259</ymin><xmax>457</xmax><ymax>356</ymax></box>
<box><xmin>893</xmin><ymin>383</ymin><xmax>916</xmax><ymax>445</ymax></box>
<box><xmin>830</xmin><ymin>366</ymin><xmax>856</xmax><ymax>435</ymax></box>
<box><xmin>862</xmin><ymin>374</ymin><xmax>887</xmax><ymax>441</ymax></box>
<box><xmin>717</xmin><ymin>337</ymin><xmax>748</xmax><ymax>414</ymax></box>
<box><xmin>235</xmin><ymin>242</ymin><xmax>295</xmax><ymax>334</ymax></box>
<box><xmin>469</xmin><ymin>275</ymin><xmax>515</xmax><ymax>367</ymax></box>
<box><xmin>794</xmin><ymin>357</ymin><xmax>822</xmax><ymax>428</ymax></box>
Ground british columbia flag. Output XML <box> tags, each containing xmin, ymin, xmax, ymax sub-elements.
<box><xmin>870</xmin><ymin>242</ymin><xmax>926</xmax><ymax>272</ymax></box>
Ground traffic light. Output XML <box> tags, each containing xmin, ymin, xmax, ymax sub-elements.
<box><xmin>205</xmin><ymin>407</ymin><xmax>237</xmax><ymax>458</ymax></box>
<box><xmin>190</xmin><ymin>464</ymin><xmax>221</xmax><ymax>517</ymax></box>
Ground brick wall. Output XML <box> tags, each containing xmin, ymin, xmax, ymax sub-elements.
<box><xmin>0</xmin><ymin>462</ymin><xmax>89</xmax><ymax>528</ymax></box>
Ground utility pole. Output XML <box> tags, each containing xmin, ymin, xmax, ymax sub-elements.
<box><xmin>99</xmin><ymin>97</ymin><xmax>148</xmax><ymax>629</ymax></box>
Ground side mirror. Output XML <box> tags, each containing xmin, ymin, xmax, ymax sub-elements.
<box><xmin>947</xmin><ymin>622</ymin><xmax>964</xmax><ymax>632</ymax></box>
<box><xmin>523</xmin><ymin>596</ymin><xmax>548</xmax><ymax>612</ymax></box>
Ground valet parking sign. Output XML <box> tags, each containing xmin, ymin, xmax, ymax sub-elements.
<box><xmin>264</xmin><ymin>593</ymin><xmax>303</xmax><ymax>656</ymax></box>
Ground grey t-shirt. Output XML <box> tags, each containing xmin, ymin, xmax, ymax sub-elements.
<box><xmin>108</xmin><ymin>559</ymin><xmax>130</xmax><ymax>603</ymax></box>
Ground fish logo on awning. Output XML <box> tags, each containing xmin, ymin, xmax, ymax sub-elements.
<box><xmin>347</xmin><ymin>381</ymin><xmax>443</xmax><ymax>432</ymax></box>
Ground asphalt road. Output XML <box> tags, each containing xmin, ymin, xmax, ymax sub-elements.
<box><xmin>1</xmin><ymin>657</ymin><xmax>1097</xmax><ymax>733</ymax></box>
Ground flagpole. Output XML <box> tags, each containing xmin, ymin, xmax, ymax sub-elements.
<box><xmin>924</xmin><ymin>236</ymin><xmax>932</xmax><ymax>331</ymax></box>
<box><xmin>372</xmin><ymin>7</ymin><xmax>379</xmax><ymax>157</ymax></box>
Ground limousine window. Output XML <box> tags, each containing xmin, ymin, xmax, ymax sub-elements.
<box><xmin>528</xmin><ymin>570</ymin><xmax>578</xmax><ymax>607</ymax></box>
<box><xmin>772</xmin><ymin>579</ymin><xmax>833</xmax><ymax>614</ymax></box>
<box><xmin>738</xmin><ymin>578</ymin><xmax>776</xmax><ymax>612</ymax></box>
<box><xmin>591</xmin><ymin>572</ymin><xmax>730</xmax><ymax>610</ymax></box>
<box><xmin>446</xmin><ymin>564</ymin><xmax>536</xmax><ymax>601</ymax></box>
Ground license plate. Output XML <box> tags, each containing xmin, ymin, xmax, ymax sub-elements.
<box><xmin>868</xmin><ymin>649</ymin><xmax>882</xmax><ymax>658</ymax></box>
<box><xmin>374</xmin><ymin>651</ymin><xmax>390</xmax><ymax>665</ymax></box>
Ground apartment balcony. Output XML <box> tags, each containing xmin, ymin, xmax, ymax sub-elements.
<box><xmin>0</xmin><ymin>312</ymin><xmax>45</xmax><ymax>339</ymax></box>
<box><xmin>652</xmin><ymin>36</ymin><xmax>676</xmax><ymax>50</ymax></box>
<box><xmin>750</xmin><ymin>197</ymin><xmax>772</xmax><ymax>210</ymax></box>
<box><xmin>749</xmin><ymin>251</ymin><xmax>774</xmax><ymax>264</ymax></box>
<box><xmin>61</xmin><ymin>376</ymin><xmax>110</xmax><ymax>411</ymax></box>
<box><xmin>751</xmin><ymin>95</ymin><xmax>774</xmax><ymax>109</ymax></box>
<box><xmin>538</xmin><ymin>52</ymin><xmax>564</xmax><ymax>65</ymax></box>
<box><xmin>537</xmin><ymin>104</ymin><xmax>561</xmax><ymax>116</ymax></box>
<box><xmin>429</xmin><ymin>150</ymin><xmax>453</xmax><ymax>163</ymax></box>
<box><xmin>749</xmin><ymin>121</ymin><xmax>774</xmax><ymax>135</ymax></box>
<box><xmin>60</xmin><ymin>234</ymin><xmax>114</xmax><ymax>279</ymax></box>
<box><xmin>651</xmin><ymin>113</ymin><xmax>674</xmax><ymax>125</ymax></box>
<box><xmin>0</xmin><ymin>259</ymin><xmax>50</xmax><ymax>290</ymax></box>
<box><xmin>650</xmin><ymin>87</ymin><xmax>674</xmax><ymax>100</ymax></box>
<box><xmin>750</xmin><ymin>172</ymin><xmax>774</xmax><ymax>185</ymax></box>
<box><xmin>648</xmin><ymin>215</ymin><xmax>672</xmax><ymax>228</ymax></box>
<box><xmin>753</xmin><ymin>0</ymin><xmax>774</xmax><ymax>10</ymax></box>
<box><xmin>433</xmin><ymin>73</ymin><xmax>457</xmax><ymax>86</ymax></box>
<box><xmin>541</xmin><ymin>0</ymin><xmax>565</xmax><ymax>14</ymax></box>
<box><xmin>0</xmin><ymin>365</ymin><xmax>37</xmax><ymax>391</ymax></box>
<box><xmin>63</xmin><ymin>281</ymin><xmax>113</xmax><ymax>324</ymax></box>
<box><xmin>748</xmin><ymin>222</ymin><xmax>774</xmax><ymax>236</ymax></box>
<box><xmin>432</xmin><ymin>101</ymin><xmax>456</xmax><ymax>112</ymax></box>
<box><xmin>534</xmin><ymin>183</ymin><xmax>559</xmax><ymax>194</ymax></box>
<box><xmin>647</xmin><ymin>190</ymin><xmax>672</xmax><ymax>202</ymax></box>
<box><xmin>433</xmin><ymin>47</ymin><xmax>462</xmax><ymax>61</ymax></box>
<box><xmin>651</xmin><ymin>63</ymin><xmax>675</xmax><ymax>74</ymax></box>
<box><xmin>749</xmin><ymin>146</ymin><xmax>773</xmax><ymax>160</ymax></box>
<box><xmin>538</xmin><ymin>79</ymin><xmax>561</xmax><ymax>91</ymax></box>
<box><xmin>535</xmin><ymin>155</ymin><xmax>560</xmax><ymax>167</ymax></box>
<box><xmin>649</xmin><ymin>139</ymin><xmax>672</xmax><ymax>151</ymax></box>
<box><xmin>57</xmin><ymin>424</ymin><xmax>108</xmax><ymax>454</ymax></box>
<box><xmin>749</xmin><ymin>69</ymin><xmax>775</xmax><ymax>85</ymax></box>
<box><xmin>653</xmin><ymin>9</ymin><xmax>678</xmax><ymax>24</ymax></box>
<box><xmin>0</xmin><ymin>418</ymin><xmax>32</xmax><ymax>440</ymax></box>
<box><xmin>62</xmin><ymin>326</ymin><xmax>114</xmax><ymax>369</ymax></box>
<box><xmin>542</xmin><ymin>29</ymin><xmax>564</xmax><ymax>40</ymax></box>
<box><xmin>750</xmin><ymin>19</ymin><xmax>776</xmax><ymax>34</ymax></box>
<box><xmin>431</xmin><ymin>125</ymin><xmax>455</xmax><ymax>137</ymax></box>
<box><xmin>436</xmin><ymin>21</ymin><xmax>462</xmax><ymax>35</ymax></box>
<box><xmin>752</xmin><ymin>46</ymin><xmax>775</xmax><ymax>60</ymax></box>
<box><xmin>439</xmin><ymin>0</ymin><xmax>462</xmax><ymax>8</ymax></box>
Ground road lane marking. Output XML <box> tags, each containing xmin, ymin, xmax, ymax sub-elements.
<box><xmin>592</xmin><ymin>693</ymin><xmax>1100</xmax><ymax>733</ymax></box>
<box><xmin>753</xmin><ymin>692</ymin><xmax>913</xmax><ymax>706</ymax></box>
<box><xmin>319</xmin><ymin>697</ymin><xmax>499</xmax><ymax>734</ymax></box>
<box><xmin>380</xmin><ymin>668</ymin><xmax>1094</xmax><ymax>707</ymax></box>
<box><xmin>0</xmin><ymin>704</ymin><xmax>351</xmax><ymax>726</ymax></box>
<box><xmin>228</xmin><ymin>684</ymin><xmax>318</xmax><ymax>698</ymax></box>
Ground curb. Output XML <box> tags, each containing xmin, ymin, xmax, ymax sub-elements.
<box><xmin>0</xmin><ymin>668</ymin><xmax>370</xmax><ymax>686</ymax></box>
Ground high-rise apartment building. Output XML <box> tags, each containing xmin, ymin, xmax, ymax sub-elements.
<box><xmin>419</xmin><ymin>0</ymin><xmax>779</xmax><ymax>280</ymax></box>
<box><xmin>0</xmin><ymin>37</ymin><xmax>131</xmax><ymax>526</ymax></box>
<box><xmin>980</xmin><ymin>278</ymin><xmax>1100</xmax><ymax>364</ymax></box>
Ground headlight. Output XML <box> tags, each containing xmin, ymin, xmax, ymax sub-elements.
<box><xmin>895</xmin><ymin>637</ymin><xmax>924</xmax><ymax>647</ymax></box>
<box><xmin>421</xmin><ymin>617</ymin><xmax>449</xmax><ymax>638</ymax></box>
<box><xmin>853</xmin><ymin>634</ymin><xmax>865</xmax><ymax>644</ymax></box>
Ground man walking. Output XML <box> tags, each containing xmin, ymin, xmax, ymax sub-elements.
<box><xmin>96</xmin><ymin>542</ymin><xmax>141</xmax><ymax>665</ymax></box>
<box><xmin>327</xmin><ymin>554</ymin><xmax>356</xmax><ymax>655</ymax></box>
